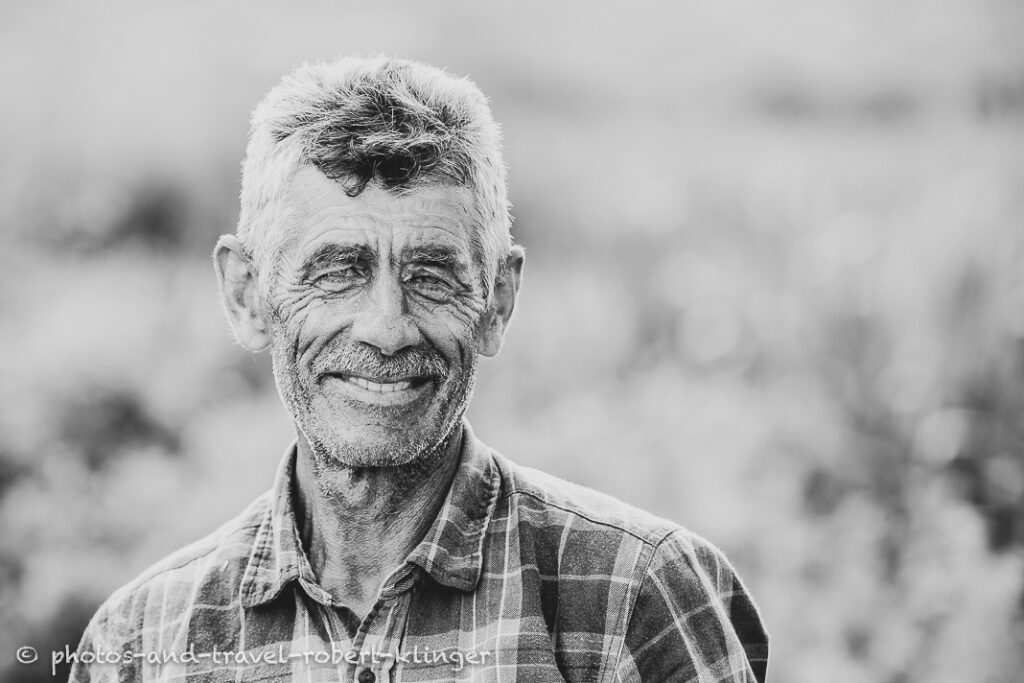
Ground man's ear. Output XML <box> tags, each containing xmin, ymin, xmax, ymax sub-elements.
<box><xmin>479</xmin><ymin>245</ymin><xmax>525</xmax><ymax>357</ymax></box>
<box><xmin>213</xmin><ymin>235</ymin><xmax>271</xmax><ymax>352</ymax></box>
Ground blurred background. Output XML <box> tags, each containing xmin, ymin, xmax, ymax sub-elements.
<box><xmin>2</xmin><ymin>1</ymin><xmax>1023</xmax><ymax>681</ymax></box>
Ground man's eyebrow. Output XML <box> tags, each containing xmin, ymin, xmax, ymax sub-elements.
<box><xmin>300</xmin><ymin>243</ymin><xmax>374</xmax><ymax>275</ymax></box>
<box><xmin>403</xmin><ymin>245</ymin><xmax>467</xmax><ymax>269</ymax></box>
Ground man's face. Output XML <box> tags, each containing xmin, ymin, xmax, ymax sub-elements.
<box><xmin>264</xmin><ymin>166</ymin><xmax>490</xmax><ymax>469</ymax></box>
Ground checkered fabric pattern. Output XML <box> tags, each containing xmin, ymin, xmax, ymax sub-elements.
<box><xmin>70</xmin><ymin>422</ymin><xmax>769</xmax><ymax>682</ymax></box>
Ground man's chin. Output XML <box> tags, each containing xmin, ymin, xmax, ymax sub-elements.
<box><xmin>303</xmin><ymin>419</ymin><xmax>447</xmax><ymax>470</ymax></box>
<box><xmin>286</xmin><ymin>375</ymin><xmax>471</xmax><ymax>470</ymax></box>
<box><xmin>319</xmin><ymin>440</ymin><xmax>423</xmax><ymax>469</ymax></box>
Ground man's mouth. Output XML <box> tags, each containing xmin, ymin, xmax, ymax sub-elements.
<box><xmin>344</xmin><ymin>376</ymin><xmax>417</xmax><ymax>393</ymax></box>
<box><xmin>321</xmin><ymin>372</ymin><xmax>435</xmax><ymax>405</ymax></box>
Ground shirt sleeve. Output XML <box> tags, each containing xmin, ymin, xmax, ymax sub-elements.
<box><xmin>67</xmin><ymin>612</ymin><xmax>102</xmax><ymax>683</ymax></box>
<box><xmin>67</xmin><ymin>598</ymin><xmax>141</xmax><ymax>683</ymax></box>
<box><xmin>614</xmin><ymin>529</ymin><xmax>769</xmax><ymax>683</ymax></box>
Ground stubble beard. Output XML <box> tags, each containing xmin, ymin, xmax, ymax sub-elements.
<box><xmin>270</xmin><ymin>329</ymin><xmax>480</xmax><ymax>494</ymax></box>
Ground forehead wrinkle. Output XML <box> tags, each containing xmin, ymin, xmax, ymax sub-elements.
<box><xmin>295</xmin><ymin>204</ymin><xmax>473</xmax><ymax>245</ymax></box>
<box><xmin>282</xmin><ymin>168</ymin><xmax>483</xmax><ymax>274</ymax></box>
<box><xmin>295</xmin><ymin>226</ymin><xmax>378</xmax><ymax>259</ymax></box>
<box><xmin>308</xmin><ymin>211</ymin><xmax>473</xmax><ymax>242</ymax></box>
<box><xmin>399</xmin><ymin>224</ymin><xmax>471</xmax><ymax>250</ymax></box>
<box><xmin>297</xmin><ymin>192</ymin><xmax>474</xmax><ymax>232</ymax></box>
<box><xmin>299</xmin><ymin>220</ymin><xmax>472</xmax><ymax>255</ymax></box>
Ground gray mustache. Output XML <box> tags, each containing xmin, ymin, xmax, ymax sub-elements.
<box><xmin>315</xmin><ymin>343</ymin><xmax>448</xmax><ymax>382</ymax></box>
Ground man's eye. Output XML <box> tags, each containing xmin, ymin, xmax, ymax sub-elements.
<box><xmin>313</xmin><ymin>267</ymin><xmax>365</xmax><ymax>290</ymax></box>
<box><xmin>411</xmin><ymin>274</ymin><xmax>445</xmax><ymax>287</ymax></box>
<box><xmin>406</xmin><ymin>274</ymin><xmax>453</xmax><ymax>299</ymax></box>
<box><xmin>320</xmin><ymin>268</ymin><xmax>356</xmax><ymax>280</ymax></box>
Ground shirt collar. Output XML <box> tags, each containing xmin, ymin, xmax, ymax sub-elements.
<box><xmin>240</xmin><ymin>421</ymin><xmax>500</xmax><ymax>608</ymax></box>
<box><xmin>403</xmin><ymin>422</ymin><xmax>500</xmax><ymax>592</ymax></box>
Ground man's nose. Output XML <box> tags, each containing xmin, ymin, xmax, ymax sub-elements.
<box><xmin>349</xmin><ymin>275</ymin><xmax>423</xmax><ymax>356</ymax></box>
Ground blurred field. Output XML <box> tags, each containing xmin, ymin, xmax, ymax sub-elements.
<box><xmin>2</xmin><ymin>1</ymin><xmax>1023</xmax><ymax>681</ymax></box>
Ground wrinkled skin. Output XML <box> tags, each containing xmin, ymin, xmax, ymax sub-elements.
<box><xmin>218</xmin><ymin>166</ymin><xmax>521</xmax><ymax>482</ymax></box>
<box><xmin>268</xmin><ymin>168</ymin><xmax>490</xmax><ymax>473</ymax></box>
<box><xmin>214</xmin><ymin>165</ymin><xmax>522</xmax><ymax>611</ymax></box>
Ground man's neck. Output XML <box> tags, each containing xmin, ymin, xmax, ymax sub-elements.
<box><xmin>293</xmin><ymin>427</ymin><xmax>463</xmax><ymax>618</ymax></box>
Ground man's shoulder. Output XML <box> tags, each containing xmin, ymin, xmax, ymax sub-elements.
<box><xmin>489</xmin><ymin>448</ymin><xmax>690</xmax><ymax>550</ymax></box>
<box><xmin>88</xmin><ymin>491</ymin><xmax>272</xmax><ymax>642</ymax></box>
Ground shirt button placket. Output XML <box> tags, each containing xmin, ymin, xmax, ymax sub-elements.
<box><xmin>356</xmin><ymin>667</ymin><xmax>376</xmax><ymax>683</ymax></box>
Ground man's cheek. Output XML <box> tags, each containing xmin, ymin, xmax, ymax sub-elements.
<box><xmin>273</xmin><ymin>300</ymin><xmax>337</xmax><ymax>371</ymax></box>
<box><xmin>417</xmin><ymin>320</ymin><xmax>482</xmax><ymax>365</ymax></box>
<box><xmin>411</xmin><ymin>288</ymin><xmax>487</xmax><ymax>326</ymax></box>
<box><xmin>454</xmin><ymin>293</ymin><xmax>488</xmax><ymax>327</ymax></box>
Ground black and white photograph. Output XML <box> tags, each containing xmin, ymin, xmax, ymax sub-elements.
<box><xmin>1</xmin><ymin>2</ymin><xmax>1023</xmax><ymax>682</ymax></box>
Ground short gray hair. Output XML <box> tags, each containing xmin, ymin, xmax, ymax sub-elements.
<box><xmin>237</xmin><ymin>55</ymin><xmax>512</xmax><ymax>293</ymax></box>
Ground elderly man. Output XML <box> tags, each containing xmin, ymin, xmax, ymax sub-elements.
<box><xmin>71</xmin><ymin>56</ymin><xmax>768</xmax><ymax>682</ymax></box>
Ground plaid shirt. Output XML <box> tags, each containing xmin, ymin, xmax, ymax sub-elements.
<box><xmin>71</xmin><ymin>422</ymin><xmax>769</xmax><ymax>682</ymax></box>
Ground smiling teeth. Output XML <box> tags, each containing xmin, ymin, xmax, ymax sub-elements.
<box><xmin>346</xmin><ymin>377</ymin><xmax>413</xmax><ymax>393</ymax></box>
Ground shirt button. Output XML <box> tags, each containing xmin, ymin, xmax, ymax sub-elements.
<box><xmin>357</xmin><ymin>669</ymin><xmax>376</xmax><ymax>683</ymax></box>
